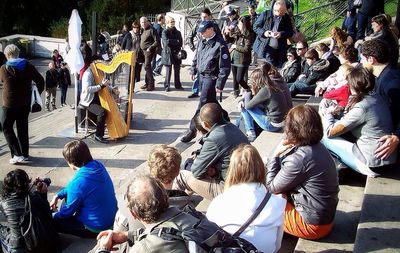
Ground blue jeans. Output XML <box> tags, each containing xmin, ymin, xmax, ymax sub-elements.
<box><xmin>288</xmin><ymin>80</ymin><xmax>316</xmax><ymax>97</ymax></box>
<box><xmin>191</xmin><ymin>76</ymin><xmax>199</xmax><ymax>95</ymax></box>
<box><xmin>152</xmin><ymin>54</ymin><xmax>162</xmax><ymax>74</ymax></box>
<box><xmin>241</xmin><ymin>107</ymin><xmax>282</xmax><ymax>132</ymax></box>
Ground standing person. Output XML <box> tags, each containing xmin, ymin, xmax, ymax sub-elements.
<box><xmin>206</xmin><ymin>144</ymin><xmax>286</xmax><ymax>253</ymax></box>
<box><xmin>248</xmin><ymin>3</ymin><xmax>259</xmax><ymax>66</ymax></box>
<box><xmin>229</xmin><ymin>15</ymin><xmax>255</xmax><ymax>98</ymax></box>
<box><xmin>0</xmin><ymin>44</ymin><xmax>44</xmax><ymax>164</ymax></box>
<box><xmin>266</xmin><ymin>105</ymin><xmax>339</xmax><ymax>239</ymax></box>
<box><xmin>45</xmin><ymin>62</ymin><xmax>59</xmax><ymax>111</ymax></box>
<box><xmin>59</xmin><ymin>62</ymin><xmax>71</xmax><ymax>107</ymax></box>
<box><xmin>187</xmin><ymin>8</ymin><xmax>222</xmax><ymax>99</ymax></box>
<box><xmin>253</xmin><ymin>0</ymin><xmax>294</xmax><ymax>68</ymax></box>
<box><xmin>161</xmin><ymin>16</ymin><xmax>184</xmax><ymax>92</ymax></box>
<box><xmin>79</xmin><ymin>43</ymin><xmax>109</xmax><ymax>144</ymax></box>
<box><xmin>50</xmin><ymin>140</ymin><xmax>118</xmax><ymax>238</ymax></box>
<box><xmin>153</xmin><ymin>14</ymin><xmax>165</xmax><ymax>76</ymax></box>
<box><xmin>139</xmin><ymin>17</ymin><xmax>160</xmax><ymax>92</ymax></box>
<box><xmin>121</xmin><ymin>21</ymin><xmax>143</xmax><ymax>83</ymax></box>
<box><xmin>52</xmin><ymin>49</ymin><xmax>64</xmax><ymax>70</ymax></box>
<box><xmin>180</xmin><ymin>20</ymin><xmax>231</xmax><ymax>143</ymax></box>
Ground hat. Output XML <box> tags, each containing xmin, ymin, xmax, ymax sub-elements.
<box><xmin>197</xmin><ymin>20</ymin><xmax>214</xmax><ymax>33</ymax></box>
<box><xmin>227</xmin><ymin>9</ymin><xmax>236</xmax><ymax>16</ymax></box>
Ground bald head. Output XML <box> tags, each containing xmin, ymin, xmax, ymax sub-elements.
<box><xmin>126</xmin><ymin>175</ymin><xmax>169</xmax><ymax>223</ymax></box>
<box><xmin>200</xmin><ymin>103</ymin><xmax>223</xmax><ymax>127</ymax></box>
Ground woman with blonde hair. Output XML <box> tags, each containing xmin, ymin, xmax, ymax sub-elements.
<box><xmin>266</xmin><ymin>105</ymin><xmax>339</xmax><ymax>240</ymax></box>
<box><xmin>237</xmin><ymin>63</ymin><xmax>292</xmax><ymax>141</ymax></box>
<box><xmin>207</xmin><ymin>144</ymin><xmax>286</xmax><ymax>253</ymax></box>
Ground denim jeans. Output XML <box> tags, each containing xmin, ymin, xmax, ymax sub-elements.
<box><xmin>152</xmin><ymin>54</ymin><xmax>162</xmax><ymax>74</ymax></box>
<box><xmin>241</xmin><ymin>106</ymin><xmax>282</xmax><ymax>132</ymax></box>
<box><xmin>288</xmin><ymin>81</ymin><xmax>316</xmax><ymax>97</ymax></box>
<box><xmin>191</xmin><ymin>76</ymin><xmax>199</xmax><ymax>95</ymax></box>
<box><xmin>53</xmin><ymin>216</ymin><xmax>98</xmax><ymax>238</ymax></box>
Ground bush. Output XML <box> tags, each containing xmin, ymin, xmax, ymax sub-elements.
<box><xmin>49</xmin><ymin>18</ymin><xmax>68</xmax><ymax>39</ymax></box>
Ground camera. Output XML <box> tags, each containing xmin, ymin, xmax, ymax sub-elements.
<box><xmin>33</xmin><ymin>177</ymin><xmax>51</xmax><ymax>187</ymax></box>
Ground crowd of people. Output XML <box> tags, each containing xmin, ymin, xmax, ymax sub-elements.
<box><xmin>0</xmin><ymin>0</ymin><xmax>399</xmax><ymax>252</ymax></box>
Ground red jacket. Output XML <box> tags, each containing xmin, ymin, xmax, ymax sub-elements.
<box><xmin>323</xmin><ymin>84</ymin><xmax>350</xmax><ymax>107</ymax></box>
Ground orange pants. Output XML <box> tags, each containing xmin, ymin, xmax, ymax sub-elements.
<box><xmin>284</xmin><ymin>202</ymin><xmax>333</xmax><ymax>240</ymax></box>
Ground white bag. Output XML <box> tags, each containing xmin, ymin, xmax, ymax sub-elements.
<box><xmin>30</xmin><ymin>84</ymin><xmax>42</xmax><ymax>113</ymax></box>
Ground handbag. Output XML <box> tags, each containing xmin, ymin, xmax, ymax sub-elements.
<box><xmin>30</xmin><ymin>84</ymin><xmax>42</xmax><ymax>113</ymax></box>
<box><xmin>176</xmin><ymin>49</ymin><xmax>187</xmax><ymax>60</ymax></box>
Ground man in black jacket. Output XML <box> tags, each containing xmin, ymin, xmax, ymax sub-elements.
<box><xmin>175</xmin><ymin>103</ymin><xmax>249</xmax><ymax>200</ymax></box>
<box><xmin>139</xmin><ymin>16</ymin><xmax>160</xmax><ymax>91</ymax></box>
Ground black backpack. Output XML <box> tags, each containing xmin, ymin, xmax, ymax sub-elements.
<box><xmin>20</xmin><ymin>193</ymin><xmax>60</xmax><ymax>253</ymax></box>
<box><xmin>140</xmin><ymin>194</ymin><xmax>271</xmax><ymax>253</ymax></box>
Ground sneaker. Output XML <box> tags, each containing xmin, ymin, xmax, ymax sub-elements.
<box><xmin>180</xmin><ymin>130</ymin><xmax>196</xmax><ymax>143</ymax></box>
<box><xmin>95</xmin><ymin>135</ymin><xmax>109</xmax><ymax>144</ymax></box>
<box><xmin>187</xmin><ymin>93</ymin><xmax>199</xmax><ymax>98</ymax></box>
<box><xmin>9</xmin><ymin>156</ymin><xmax>24</xmax><ymax>164</ymax></box>
<box><xmin>52</xmin><ymin>106</ymin><xmax>57</xmax><ymax>110</ymax></box>
<box><xmin>22</xmin><ymin>156</ymin><xmax>30</xmax><ymax>162</ymax></box>
<box><xmin>60</xmin><ymin>104</ymin><xmax>64</xmax><ymax>108</ymax></box>
<box><xmin>46</xmin><ymin>107</ymin><xmax>51</xmax><ymax>111</ymax></box>
<box><xmin>165</xmin><ymin>87</ymin><xmax>170</xmax><ymax>92</ymax></box>
<box><xmin>246</xmin><ymin>131</ymin><xmax>257</xmax><ymax>142</ymax></box>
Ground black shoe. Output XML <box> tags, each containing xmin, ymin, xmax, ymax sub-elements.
<box><xmin>165</xmin><ymin>87</ymin><xmax>170</xmax><ymax>92</ymax></box>
<box><xmin>53</xmin><ymin>106</ymin><xmax>57</xmax><ymax>110</ymax></box>
<box><xmin>187</xmin><ymin>93</ymin><xmax>199</xmax><ymax>98</ymax></box>
<box><xmin>180</xmin><ymin>130</ymin><xmax>196</xmax><ymax>143</ymax></box>
<box><xmin>95</xmin><ymin>135</ymin><xmax>109</xmax><ymax>144</ymax></box>
<box><xmin>175</xmin><ymin>86</ymin><xmax>184</xmax><ymax>90</ymax></box>
<box><xmin>46</xmin><ymin>107</ymin><xmax>51</xmax><ymax>111</ymax></box>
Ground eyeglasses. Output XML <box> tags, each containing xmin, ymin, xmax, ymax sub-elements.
<box><xmin>296</xmin><ymin>48</ymin><xmax>304</xmax><ymax>50</ymax></box>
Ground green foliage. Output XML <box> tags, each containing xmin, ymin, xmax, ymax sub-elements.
<box><xmin>49</xmin><ymin>18</ymin><xmax>69</xmax><ymax>39</ymax></box>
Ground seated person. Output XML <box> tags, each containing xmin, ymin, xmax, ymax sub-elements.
<box><xmin>288</xmin><ymin>49</ymin><xmax>330</xmax><ymax>97</ymax></box>
<box><xmin>321</xmin><ymin>67</ymin><xmax>397</xmax><ymax>177</ymax></box>
<box><xmin>280</xmin><ymin>47</ymin><xmax>301</xmax><ymax>83</ymax></box>
<box><xmin>0</xmin><ymin>169</ymin><xmax>59</xmax><ymax>253</ymax></box>
<box><xmin>314</xmin><ymin>45</ymin><xmax>359</xmax><ymax>96</ymax></box>
<box><xmin>329</xmin><ymin>27</ymin><xmax>353</xmax><ymax>54</ymax></box>
<box><xmin>95</xmin><ymin>175</ymin><xmax>202</xmax><ymax>253</ymax></box>
<box><xmin>361</xmin><ymin>39</ymin><xmax>400</xmax><ymax>160</ymax></box>
<box><xmin>266</xmin><ymin>105</ymin><xmax>339</xmax><ymax>240</ymax></box>
<box><xmin>238</xmin><ymin>63</ymin><xmax>292</xmax><ymax>142</ymax></box>
<box><xmin>207</xmin><ymin>144</ymin><xmax>286</xmax><ymax>253</ymax></box>
<box><xmin>50</xmin><ymin>140</ymin><xmax>118</xmax><ymax>238</ymax></box>
<box><xmin>174</xmin><ymin>103</ymin><xmax>249</xmax><ymax>200</ymax></box>
<box><xmin>79</xmin><ymin>43</ymin><xmax>109</xmax><ymax>144</ymax></box>
<box><xmin>315</xmin><ymin>43</ymin><xmax>341</xmax><ymax>75</ymax></box>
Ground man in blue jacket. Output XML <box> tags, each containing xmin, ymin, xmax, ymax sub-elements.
<box><xmin>50</xmin><ymin>140</ymin><xmax>118</xmax><ymax>238</ymax></box>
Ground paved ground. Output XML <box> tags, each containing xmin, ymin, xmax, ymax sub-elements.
<box><xmin>0</xmin><ymin>58</ymin><xmax>243</xmax><ymax>252</ymax></box>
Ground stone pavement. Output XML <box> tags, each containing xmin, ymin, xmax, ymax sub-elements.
<box><xmin>0</xmin><ymin>58</ymin><xmax>241</xmax><ymax>252</ymax></box>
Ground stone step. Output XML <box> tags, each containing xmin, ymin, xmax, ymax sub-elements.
<box><xmin>353</xmin><ymin>167</ymin><xmax>400</xmax><ymax>253</ymax></box>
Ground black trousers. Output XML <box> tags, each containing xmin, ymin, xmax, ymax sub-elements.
<box><xmin>164</xmin><ymin>63</ymin><xmax>182</xmax><ymax>88</ymax></box>
<box><xmin>143</xmin><ymin>50</ymin><xmax>156</xmax><ymax>88</ymax></box>
<box><xmin>231</xmin><ymin>65</ymin><xmax>250</xmax><ymax>92</ymax></box>
<box><xmin>189</xmin><ymin>75</ymin><xmax>229</xmax><ymax>132</ymax></box>
<box><xmin>87</xmin><ymin>101</ymin><xmax>106</xmax><ymax>138</ymax></box>
<box><xmin>134</xmin><ymin>62</ymin><xmax>142</xmax><ymax>83</ymax></box>
<box><xmin>2</xmin><ymin>106</ymin><xmax>30</xmax><ymax>157</ymax></box>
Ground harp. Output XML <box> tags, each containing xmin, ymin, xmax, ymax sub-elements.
<box><xmin>90</xmin><ymin>52</ymin><xmax>136</xmax><ymax>139</ymax></box>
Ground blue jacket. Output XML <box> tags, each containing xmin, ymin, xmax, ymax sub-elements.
<box><xmin>55</xmin><ymin>160</ymin><xmax>118</xmax><ymax>231</ymax></box>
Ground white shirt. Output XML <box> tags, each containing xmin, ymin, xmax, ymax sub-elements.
<box><xmin>206</xmin><ymin>183</ymin><xmax>286</xmax><ymax>253</ymax></box>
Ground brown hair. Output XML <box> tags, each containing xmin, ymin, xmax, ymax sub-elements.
<box><xmin>345</xmin><ymin>67</ymin><xmax>375</xmax><ymax>110</ymax></box>
<box><xmin>148</xmin><ymin>145</ymin><xmax>182</xmax><ymax>185</ymax></box>
<box><xmin>330</xmin><ymin>27</ymin><xmax>349</xmax><ymax>49</ymax></box>
<box><xmin>372</xmin><ymin>14</ymin><xmax>390</xmax><ymax>28</ymax></box>
<box><xmin>304</xmin><ymin>49</ymin><xmax>319</xmax><ymax>60</ymax></box>
<box><xmin>316</xmin><ymin>43</ymin><xmax>330</xmax><ymax>53</ymax></box>
<box><xmin>157</xmin><ymin>14</ymin><xmax>165</xmax><ymax>22</ymax></box>
<box><xmin>339</xmin><ymin>45</ymin><xmax>358</xmax><ymax>63</ymax></box>
<box><xmin>284</xmin><ymin>105</ymin><xmax>323</xmax><ymax>146</ymax></box>
<box><xmin>250</xmin><ymin>63</ymin><xmax>282</xmax><ymax>94</ymax></box>
<box><xmin>62</xmin><ymin>140</ymin><xmax>93</xmax><ymax>167</ymax></box>
<box><xmin>224</xmin><ymin>144</ymin><xmax>266</xmax><ymax>189</ymax></box>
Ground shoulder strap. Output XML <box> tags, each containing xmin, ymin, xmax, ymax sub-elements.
<box><xmin>232</xmin><ymin>192</ymin><xmax>271</xmax><ymax>238</ymax></box>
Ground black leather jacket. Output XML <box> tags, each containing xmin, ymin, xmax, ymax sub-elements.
<box><xmin>0</xmin><ymin>192</ymin><xmax>49</xmax><ymax>250</ymax></box>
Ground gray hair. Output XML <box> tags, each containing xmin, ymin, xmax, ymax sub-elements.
<box><xmin>4</xmin><ymin>44</ymin><xmax>20</xmax><ymax>59</ymax></box>
<box><xmin>126</xmin><ymin>174</ymin><xmax>169</xmax><ymax>223</ymax></box>
<box><xmin>140</xmin><ymin>16</ymin><xmax>148</xmax><ymax>22</ymax></box>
